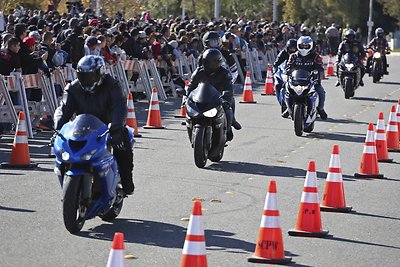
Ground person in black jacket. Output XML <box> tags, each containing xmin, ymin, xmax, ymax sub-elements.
<box><xmin>272</xmin><ymin>38</ymin><xmax>297</xmax><ymax>100</ymax></box>
<box><xmin>187</xmin><ymin>49</ymin><xmax>239</xmax><ymax>141</ymax></box>
<box><xmin>54</xmin><ymin>55</ymin><xmax>134</xmax><ymax>195</ymax></box>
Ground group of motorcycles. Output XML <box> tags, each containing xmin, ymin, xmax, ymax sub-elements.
<box><xmin>44</xmin><ymin>46</ymin><xmax>390</xmax><ymax>234</ymax></box>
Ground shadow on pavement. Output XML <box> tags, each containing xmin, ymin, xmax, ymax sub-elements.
<box><xmin>0</xmin><ymin>205</ymin><xmax>36</xmax><ymax>213</ymax></box>
<box><xmin>305</xmin><ymin>132</ymin><xmax>365</xmax><ymax>143</ymax></box>
<box><xmin>351</xmin><ymin>96</ymin><xmax>398</xmax><ymax>103</ymax></box>
<box><xmin>321</xmin><ymin>117</ymin><xmax>368</xmax><ymax>125</ymax></box>
<box><xmin>350</xmin><ymin>211</ymin><xmax>400</xmax><ymax>221</ymax></box>
<box><xmin>79</xmin><ymin>218</ymin><xmax>255</xmax><ymax>252</ymax></box>
<box><xmin>327</xmin><ymin>235</ymin><xmax>400</xmax><ymax>250</ymax></box>
<box><xmin>378</xmin><ymin>81</ymin><xmax>400</xmax><ymax>86</ymax></box>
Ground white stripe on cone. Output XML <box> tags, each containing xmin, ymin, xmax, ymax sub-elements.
<box><xmin>387</xmin><ymin>124</ymin><xmax>398</xmax><ymax>132</ymax></box>
<box><xmin>15</xmin><ymin>135</ymin><xmax>28</xmax><ymax>144</ymax></box>
<box><xmin>187</xmin><ymin>215</ymin><xmax>204</xmax><ymax>236</ymax></box>
<box><xmin>149</xmin><ymin>104</ymin><xmax>160</xmax><ymax>111</ymax></box>
<box><xmin>326</xmin><ymin>172</ymin><xmax>343</xmax><ymax>182</ymax></box>
<box><xmin>260</xmin><ymin>215</ymin><xmax>281</xmax><ymax>228</ymax></box>
<box><xmin>365</xmin><ymin>130</ymin><xmax>375</xmax><ymax>142</ymax></box>
<box><xmin>363</xmin><ymin>145</ymin><xmax>377</xmax><ymax>154</ymax></box>
<box><xmin>329</xmin><ymin>155</ymin><xmax>341</xmax><ymax>168</ymax></box>
<box><xmin>182</xmin><ymin>240</ymin><xmax>206</xmax><ymax>255</ymax></box>
<box><xmin>301</xmin><ymin>192</ymin><xmax>319</xmax><ymax>203</ymax></box>
<box><xmin>304</xmin><ymin>172</ymin><xmax>317</xmax><ymax>187</ymax></box>
<box><xmin>106</xmin><ymin>250</ymin><xmax>124</xmax><ymax>267</ymax></box>
<box><xmin>375</xmin><ymin>132</ymin><xmax>386</xmax><ymax>140</ymax></box>
<box><xmin>264</xmin><ymin>192</ymin><xmax>277</xmax><ymax>210</ymax></box>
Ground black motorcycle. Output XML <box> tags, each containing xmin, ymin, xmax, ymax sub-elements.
<box><xmin>178</xmin><ymin>83</ymin><xmax>229</xmax><ymax>168</ymax></box>
<box><xmin>338</xmin><ymin>53</ymin><xmax>361</xmax><ymax>99</ymax></box>
<box><xmin>370</xmin><ymin>50</ymin><xmax>390</xmax><ymax>83</ymax></box>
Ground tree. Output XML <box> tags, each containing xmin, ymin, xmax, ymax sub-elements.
<box><xmin>379</xmin><ymin>0</ymin><xmax>400</xmax><ymax>22</ymax></box>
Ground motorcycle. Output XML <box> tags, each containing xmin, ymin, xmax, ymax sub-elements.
<box><xmin>177</xmin><ymin>83</ymin><xmax>230</xmax><ymax>168</ymax></box>
<box><xmin>338</xmin><ymin>53</ymin><xmax>362</xmax><ymax>99</ymax></box>
<box><xmin>369</xmin><ymin>50</ymin><xmax>390</xmax><ymax>83</ymax></box>
<box><xmin>283</xmin><ymin>69</ymin><xmax>320</xmax><ymax>136</ymax></box>
<box><xmin>43</xmin><ymin>114</ymin><xmax>134</xmax><ymax>234</ymax></box>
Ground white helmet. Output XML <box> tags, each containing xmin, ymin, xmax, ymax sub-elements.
<box><xmin>297</xmin><ymin>36</ymin><xmax>313</xmax><ymax>57</ymax></box>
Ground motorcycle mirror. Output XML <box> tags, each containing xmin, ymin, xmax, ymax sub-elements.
<box><xmin>221</xmin><ymin>90</ymin><xmax>233</xmax><ymax>99</ymax></box>
<box><xmin>40</xmin><ymin>116</ymin><xmax>56</xmax><ymax>131</ymax></box>
<box><xmin>176</xmin><ymin>88</ymin><xmax>187</xmax><ymax>96</ymax></box>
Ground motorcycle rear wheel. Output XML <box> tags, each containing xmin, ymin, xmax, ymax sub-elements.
<box><xmin>293</xmin><ymin>104</ymin><xmax>304</xmax><ymax>136</ymax></box>
<box><xmin>193</xmin><ymin>127</ymin><xmax>208</xmax><ymax>168</ymax></box>
<box><xmin>63</xmin><ymin>175</ymin><xmax>86</xmax><ymax>234</ymax></box>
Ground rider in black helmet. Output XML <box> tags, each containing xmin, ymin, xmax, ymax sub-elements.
<box><xmin>335</xmin><ymin>29</ymin><xmax>366</xmax><ymax>87</ymax></box>
<box><xmin>187</xmin><ymin>49</ymin><xmax>237</xmax><ymax>141</ymax></box>
<box><xmin>366</xmin><ymin>27</ymin><xmax>390</xmax><ymax>75</ymax></box>
<box><xmin>54</xmin><ymin>55</ymin><xmax>135</xmax><ymax>195</ymax></box>
<box><xmin>273</xmin><ymin>38</ymin><xmax>297</xmax><ymax>98</ymax></box>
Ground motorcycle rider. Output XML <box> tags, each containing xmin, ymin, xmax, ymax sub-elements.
<box><xmin>54</xmin><ymin>55</ymin><xmax>135</xmax><ymax>195</ymax></box>
<box><xmin>199</xmin><ymin>31</ymin><xmax>241</xmax><ymax>131</ymax></box>
<box><xmin>286</xmin><ymin>36</ymin><xmax>328</xmax><ymax>120</ymax></box>
<box><xmin>273</xmin><ymin>38</ymin><xmax>297</xmax><ymax>102</ymax></box>
<box><xmin>186</xmin><ymin>49</ymin><xmax>236</xmax><ymax>141</ymax></box>
<box><xmin>366</xmin><ymin>27</ymin><xmax>390</xmax><ymax>75</ymax></box>
<box><xmin>335</xmin><ymin>29</ymin><xmax>366</xmax><ymax>87</ymax></box>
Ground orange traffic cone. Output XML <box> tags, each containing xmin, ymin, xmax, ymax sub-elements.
<box><xmin>354</xmin><ymin>123</ymin><xmax>384</xmax><ymax>178</ymax></box>
<box><xmin>181</xmin><ymin>200</ymin><xmax>207</xmax><ymax>267</ymax></box>
<box><xmin>320</xmin><ymin>145</ymin><xmax>352</xmax><ymax>212</ymax></box>
<box><xmin>248</xmin><ymin>180</ymin><xmax>292</xmax><ymax>264</ymax></box>
<box><xmin>396</xmin><ymin>99</ymin><xmax>400</xmax><ymax>139</ymax></box>
<box><xmin>240</xmin><ymin>71</ymin><xmax>257</xmax><ymax>104</ymax></box>
<box><xmin>375</xmin><ymin>112</ymin><xmax>393</xmax><ymax>163</ymax></box>
<box><xmin>143</xmin><ymin>87</ymin><xmax>165</xmax><ymax>129</ymax></box>
<box><xmin>288</xmin><ymin>161</ymin><xmax>329</xmax><ymax>237</ymax></box>
<box><xmin>386</xmin><ymin>105</ymin><xmax>400</xmax><ymax>152</ymax></box>
<box><xmin>325</xmin><ymin>55</ymin><xmax>335</xmax><ymax>76</ymax></box>
<box><xmin>106</xmin><ymin>232</ymin><xmax>125</xmax><ymax>267</ymax></box>
<box><xmin>126</xmin><ymin>92</ymin><xmax>142</xmax><ymax>137</ymax></box>
<box><xmin>261</xmin><ymin>66</ymin><xmax>274</xmax><ymax>96</ymax></box>
<box><xmin>1</xmin><ymin>112</ymin><xmax>38</xmax><ymax>169</ymax></box>
<box><xmin>175</xmin><ymin>80</ymin><xmax>189</xmax><ymax>118</ymax></box>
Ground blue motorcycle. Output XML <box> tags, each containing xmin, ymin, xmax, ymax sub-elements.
<box><xmin>283</xmin><ymin>70</ymin><xmax>319</xmax><ymax>136</ymax></box>
<box><xmin>50</xmin><ymin>114</ymin><xmax>134</xmax><ymax>234</ymax></box>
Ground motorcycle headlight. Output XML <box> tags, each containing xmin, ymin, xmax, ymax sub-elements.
<box><xmin>373</xmin><ymin>52</ymin><xmax>381</xmax><ymax>59</ymax></box>
<box><xmin>62</xmin><ymin>152</ymin><xmax>70</xmax><ymax>161</ymax></box>
<box><xmin>80</xmin><ymin>149</ymin><xmax>97</xmax><ymax>161</ymax></box>
<box><xmin>292</xmin><ymin>85</ymin><xmax>308</xmax><ymax>96</ymax></box>
<box><xmin>203</xmin><ymin>108</ymin><xmax>218</xmax><ymax>118</ymax></box>
<box><xmin>345</xmin><ymin>63</ymin><xmax>354</xmax><ymax>70</ymax></box>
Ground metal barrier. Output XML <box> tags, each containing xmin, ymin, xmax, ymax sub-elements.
<box><xmin>232</xmin><ymin>53</ymin><xmax>245</xmax><ymax>84</ymax></box>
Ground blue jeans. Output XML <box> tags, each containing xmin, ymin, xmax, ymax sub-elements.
<box><xmin>315</xmin><ymin>84</ymin><xmax>326</xmax><ymax>110</ymax></box>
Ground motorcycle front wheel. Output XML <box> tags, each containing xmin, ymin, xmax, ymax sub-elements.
<box><xmin>63</xmin><ymin>175</ymin><xmax>86</xmax><ymax>234</ymax></box>
<box><xmin>193</xmin><ymin>127</ymin><xmax>208</xmax><ymax>168</ymax></box>
<box><xmin>344</xmin><ymin>78</ymin><xmax>354</xmax><ymax>99</ymax></box>
<box><xmin>100</xmin><ymin>187</ymin><xmax>124</xmax><ymax>222</ymax></box>
<box><xmin>372</xmin><ymin>62</ymin><xmax>380</xmax><ymax>83</ymax></box>
<box><xmin>293</xmin><ymin>104</ymin><xmax>304</xmax><ymax>136</ymax></box>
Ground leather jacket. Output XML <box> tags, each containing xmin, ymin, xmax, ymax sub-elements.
<box><xmin>187</xmin><ymin>66</ymin><xmax>233</xmax><ymax>99</ymax></box>
<box><xmin>286</xmin><ymin>51</ymin><xmax>324</xmax><ymax>80</ymax></box>
<box><xmin>54</xmin><ymin>74</ymin><xmax>127</xmax><ymax>134</ymax></box>
<box><xmin>337</xmin><ymin>40</ymin><xmax>366</xmax><ymax>63</ymax></box>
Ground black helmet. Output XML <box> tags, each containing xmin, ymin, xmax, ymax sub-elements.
<box><xmin>202</xmin><ymin>31</ymin><xmax>221</xmax><ymax>49</ymax></box>
<box><xmin>76</xmin><ymin>55</ymin><xmax>105</xmax><ymax>93</ymax></box>
<box><xmin>344</xmin><ymin>29</ymin><xmax>356</xmax><ymax>41</ymax></box>
<box><xmin>286</xmin><ymin>38</ymin><xmax>297</xmax><ymax>54</ymax></box>
<box><xmin>202</xmin><ymin>48</ymin><xmax>222</xmax><ymax>74</ymax></box>
<box><xmin>375</xmin><ymin>27</ymin><xmax>384</xmax><ymax>38</ymax></box>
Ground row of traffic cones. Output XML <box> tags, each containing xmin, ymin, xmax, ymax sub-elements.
<box><xmin>355</xmin><ymin>102</ymin><xmax>400</xmax><ymax>178</ymax></box>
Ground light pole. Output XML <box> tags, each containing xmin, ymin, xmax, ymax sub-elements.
<box><xmin>367</xmin><ymin>0</ymin><xmax>374</xmax><ymax>43</ymax></box>
<box><xmin>273</xmin><ymin>0</ymin><xmax>277</xmax><ymax>22</ymax></box>
<box><xmin>215</xmin><ymin>0</ymin><xmax>220</xmax><ymax>19</ymax></box>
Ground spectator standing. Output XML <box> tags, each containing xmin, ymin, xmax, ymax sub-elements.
<box><xmin>325</xmin><ymin>23</ymin><xmax>340</xmax><ymax>55</ymax></box>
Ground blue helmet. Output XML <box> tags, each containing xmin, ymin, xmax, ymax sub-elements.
<box><xmin>76</xmin><ymin>55</ymin><xmax>105</xmax><ymax>93</ymax></box>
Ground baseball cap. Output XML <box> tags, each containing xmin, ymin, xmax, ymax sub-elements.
<box><xmin>86</xmin><ymin>36</ymin><xmax>101</xmax><ymax>46</ymax></box>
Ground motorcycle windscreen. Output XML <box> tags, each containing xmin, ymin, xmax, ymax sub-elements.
<box><xmin>343</xmin><ymin>53</ymin><xmax>359</xmax><ymax>64</ymax></box>
<box><xmin>189</xmin><ymin>83</ymin><xmax>221</xmax><ymax>107</ymax></box>
<box><xmin>65</xmin><ymin>114</ymin><xmax>105</xmax><ymax>139</ymax></box>
<box><xmin>290</xmin><ymin>69</ymin><xmax>311</xmax><ymax>86</ymax></box>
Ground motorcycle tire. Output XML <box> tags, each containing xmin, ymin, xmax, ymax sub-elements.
<box><xmin>100</xmin><ymin>187</ymin><xmax>124</xmax><ymax>222</ymax></box>
<box><xmin>294</xmin><ymin>104</ymin><xmax>304</xmax><ymax>137</ymax></box>
<box><xmin>208</xmin><ymin>146</ymin><xmax>224</xmax><ymax>162</ymax></box>
<box><xmin>63</xmin><ymin>175</ymin><xmax>86</xmax><ymax>234</ymax></box>
<box><xmin>193</xmin><ymin>127</ymin><xmax>208</xmax><ymax>168</ymax></box>
<box><xmin>372</xmin><ymin>62</ymin><xmax>380</xmax><ymax>83</ymax></box>
<box><xmin>344</xmin><ymin>79</ymin><xmax>354</xmax><ymax>99</ymax></box>
<box><xmin>304</xmin><ymin>122</ymin><xmax>315</xmax><ymax>133</ymax></box>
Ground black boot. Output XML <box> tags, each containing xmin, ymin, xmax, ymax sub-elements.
<box><xmin>318</xmin><ymin>109</ymin><xmax>328</xmax><ymax>120</ymax></box>
<box><xmin>335</xmin><ymin>80</ymin><xmax>340</xmax><ymax>87</ymax></box>
<box><xmin>121</xmin><ymin>177</ymin><xmax>134</xmax><ymax>195</ymax></box>
<box><xmin>232</xmin><ymin>119</ymin><xmax>242</xmax><ymax>130</ymax></box>
<box><xmin>281</xmin><ymin>109</ymin><xmax>290</xmax><ymax>118</ymax></box>
<box><xmin>359</xmin><ymin>79</ymin><xmax>364</xmax><ymax>87</ymax></box>
<box><xmin>227</xmin><ymin>128</ymin><xmax>234</xmax><ymax>141</ymax></box>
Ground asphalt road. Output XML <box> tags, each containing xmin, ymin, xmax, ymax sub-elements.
<box><xmin>1</xmin><ymin>55</ymin><xmax>400</xmax><ymax>267</ymax></box>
